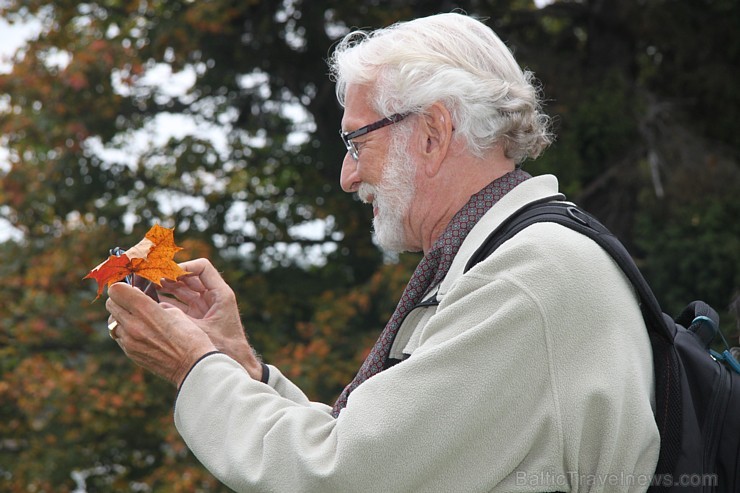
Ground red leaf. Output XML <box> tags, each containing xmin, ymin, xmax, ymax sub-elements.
<box><xmin>83</xmin><ymin>253</ymin><xmax>133</xmax><ymax>299</ymax></box>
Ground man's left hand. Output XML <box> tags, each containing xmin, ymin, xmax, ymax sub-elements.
<box><xmin>106</xmin><ymin>282</ymin><xmax>218</xmax><ymax>387</ymax></box>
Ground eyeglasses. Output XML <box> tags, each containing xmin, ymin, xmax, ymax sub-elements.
<box><xmin>339</xmin><ymin>113</ymin><xmax>408</xmax><ymax>161</ymax></box>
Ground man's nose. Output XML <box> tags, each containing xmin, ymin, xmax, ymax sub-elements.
<box><xmin>339</xmin><ymin>153</ymin><xmax>360</xmax><ymax>193</ymax></box>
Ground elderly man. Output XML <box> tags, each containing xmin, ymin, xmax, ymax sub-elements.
<box><xmin>106</xmin><ymin>13</ymin><xmax>659</xmax><ymax>492</ymax></box>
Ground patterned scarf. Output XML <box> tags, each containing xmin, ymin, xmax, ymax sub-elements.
<box><xmin>331</xmin><ymin>168</ymin><xmax>531</xmax><ymax>416</ymax></box>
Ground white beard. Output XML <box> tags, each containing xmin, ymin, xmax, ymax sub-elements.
<box><xmin>357</xmin><ymin>132</ymin><xmax>417</xmax><ymax>253</ymax></box>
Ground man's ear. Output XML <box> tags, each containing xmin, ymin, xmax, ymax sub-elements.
<box><xmin>417</xmin><ymin>102</ymin><xmax>453</xmax><ymax>178</ymax></box>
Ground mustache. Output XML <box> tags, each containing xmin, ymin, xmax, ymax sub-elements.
<box><xmin>357</xmin><ymin>183</ymin><xmax>376</xmax><ymax>204</ymax></box>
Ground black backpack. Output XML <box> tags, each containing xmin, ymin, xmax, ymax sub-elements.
<box><xmin>464</xmin><ymin>200</ymin><xmax>740</xmax><ymax>492</ymax></box>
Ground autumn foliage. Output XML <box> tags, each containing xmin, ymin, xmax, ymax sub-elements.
<box><xmin>84</xmin><ymin>224</ymin><xmax>189</xmax><ymax>299</ymax></box>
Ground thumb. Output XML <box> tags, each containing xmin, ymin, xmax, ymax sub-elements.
<box><xmin>108</xmin><ymin>282</ymin><xmax>159</xmax><ymax>313</ymax></box>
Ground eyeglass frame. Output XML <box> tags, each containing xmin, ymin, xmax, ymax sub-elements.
<box><xmin>339</xmin><ymin>112</ymin><xmax>409</xmax><ymax>161</ymax></box>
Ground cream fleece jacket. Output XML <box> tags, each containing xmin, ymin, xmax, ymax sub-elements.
<box><xmin>174</xmin><ymin>175</ymin><xmax>660</xmax><ymax>492</ymax></box>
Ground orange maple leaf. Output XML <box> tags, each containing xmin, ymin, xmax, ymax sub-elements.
<box><xmin>84</xmin><ymin>224</ymin><xmax>190</xmax><ymax>300</ymax></box>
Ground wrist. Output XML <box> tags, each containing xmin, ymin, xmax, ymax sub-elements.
<box><xmin>227</xmin><ymin>342</ymin><xmax>263</xmax><ymax>380</ymax></box>
<box><xmin>243</xmin><ymin>358</ymin><xmax>263</xmax><ymax>380</ymax></box>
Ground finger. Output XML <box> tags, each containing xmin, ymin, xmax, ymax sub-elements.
<box><xmin>156</xmin><ymin>283</ymin><xmax>210</xmax><ymax>317</ymax></box>
<box><xmin>160</xmin><ymin>271</ymin><xmax>216</xmax><ymax>311</ymax></box>
<box><xmin>161</xmin><ymin>274</ymin><xmax>207</xmax><ymax>297</ymax></box>
<box><xmin>159</xmin><ymin>278</ymin><xmax>204</xmax><ymax>299</ymax></box>
<box><xmin>105</xmin><ymin>293</ymin><xmax>134</xmax><ymax>329</ymax></box>
<box><xmin>108</xmin><ymin>282</ymin><xmax>159</xmax><ymax>316</ymax></box>
<box><xmin>176</xmin><ymin>258</ymin><xmax>228</xmax><ymax>292</ymax></box>
<box><xmin>157</xmin><ymin>296</ymin><xmax>189</xmax><ymax>313</ymax></box>
<box><xmin>105</xmin><ymin>305</ymin><xmax>131</xmax><ymax>346</ymax></box>
<box><xmin>106</xmin><ymin>314</ymin><xmax>121</xmax><ymax>340</ymax></box>
<box><xmin>175</xmin><ymin>258</ymin><xmax>211</xmax><ymax>280</ymax></box>
<box><xmin>158</xmin><ymin>277</ymin><xmax>208</xmax><ymax>306</ymax></box>
<box><xmin>178</xmin><ymin>274</ymin><xmax>208</xmax><ymax>293</ymax></box>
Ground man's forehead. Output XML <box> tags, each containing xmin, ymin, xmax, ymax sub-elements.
<box><xmin>341</xmin><ymin>84</ymin><xmax>376</xmax><ymax>128</ymax></box>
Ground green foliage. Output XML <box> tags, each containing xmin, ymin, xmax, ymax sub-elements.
<box><xmin>635</xmin><ymin>0</ymin><xmax>740</xmax><ymax>149</ymax></box>
<box><xmin>635</xmin><ymin>163</ymin><xmax>740</xmax><ymax>330</ymax></box>
<box><xmin>0</xmin><ymin>0</ymin><xmax>737</xmax><ymax>490</ymax></box>
<box><xmin>530</xmin><ymin>73</ymin><xmax>639</xmax><ymax>198</ymax></box>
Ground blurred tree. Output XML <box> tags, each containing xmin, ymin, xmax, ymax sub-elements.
<box><xmin>0</xmin><ymin>0</ymin><xmax>737</xmax><ymax>491</ymax></box>
<box><xmin>519</xmin><ymin>0</ymin><xmax>739</xmax><ymax>319</ymax></box>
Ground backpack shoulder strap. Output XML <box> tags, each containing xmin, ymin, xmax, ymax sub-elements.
<box><xmin>463</xmin><ymin>200</ymin><xmax>673</xmax><ymax>343</ymax></box>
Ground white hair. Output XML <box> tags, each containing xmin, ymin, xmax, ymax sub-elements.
<box><xmin>329</xmin><ymin>13</ymin><xmax>552</xmax><ymax>163</ymax></box>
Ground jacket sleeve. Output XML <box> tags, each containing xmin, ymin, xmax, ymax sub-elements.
<box><xmin>262</xmin><ymin>364</ymin><xmax>333</xmax><ymax>413</ymax></box>
<box><xmin>173</xmin><ymin>223</ymin><xmax>659</xmax><ymax>493</ymax></box>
